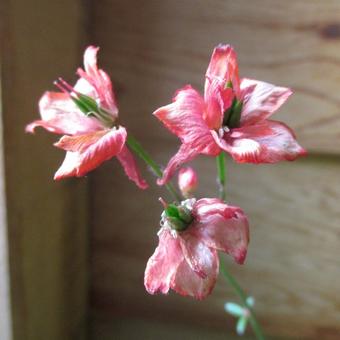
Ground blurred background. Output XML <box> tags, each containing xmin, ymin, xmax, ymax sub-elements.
<box><xmin>1</xmin><ymin>0</ymin><xmax>340</xmax><ymax>339</ymax></box>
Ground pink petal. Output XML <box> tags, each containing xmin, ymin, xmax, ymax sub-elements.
<box><xmin>54</xmin><ymin>130</ymin><xmax>107</xmax><ymax>152</ymax></box>
<box><xmin>54</xmin><ymin>126</ymin><xmax>127</xmax><ymax>180</ymax></box>
<box><xmin>26</xmin><ymin>91</ymin><xmax>103</xmax><ymax>135</ymax></box>
<box><xmin>116</xmin><ymin>146</ymin><xmax>148</xmax><ymax>189</ymax></box>
<box><xmin>153</xmin><ymin>85</ymin><xmax>210</xmax><ymax>144</ymax></box>
<box><xmin>144</xmin><ymin>229</ymin><xmax>183</xmax><ymax>295</ymax></box>
<box><xmin>157</xmin><ymin>135</ymin><xmax>219</xmax><ymax>186</ymax></box>
<box><xmin>172</xmin><ymin>245</ymin><xmax>218</xmax><ymax>300</ymax></box>
<box><xmin>179</xmin><ymin>232</ymin><xmax>216</xmax><ymax>279</ymax></box>
<box><xmin>205</xmin><ymin>44</ymin><xmax>240</xmax><ymax>95</ymax></box>
<box><xmin>77</xmin><ymin>46</ymin><xmax>118</xmax><ymax>118</ymax></box>
<box><xmin>193</xmin><ymin>198</ymin><xmax>249</xmax><ymax>264</ymax></box>
<box><xmin>203</xmin><ymin>77</ymin><xmax>233</xmax><ymax>130</ymax></box>
<box><xmin>212</xmin><ymin>120</ymin><xmax>307</xmax><ymax>163</ymax></box>
<box><xmin>240</xmin><ymin>78</ymin><xmax>292</xmax><ymax>126</ymax></box>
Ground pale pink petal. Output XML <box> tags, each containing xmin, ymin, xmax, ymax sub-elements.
<box><xmin>172</xmin><ymin>245</ymin><xmax>218</xmax><ymax>300</ymax></box>
<box><xmin>203</xmin><ymin>77</ymin><xmax>233</xmax><ymax>130</ymax></box>
<box><xmin>77</xmin><ymin>46</ymin><xmax>118</xmax><ymax>118</ymax></box>
<box><xmin>54</xmin><ymin>130</ymin><xmax>107</xmax><ymax>152</ymax></box>
<box><xmin>158</xmin><ymin>135</ymin><xmax>219</xmax><ymax>185</ymax></box>
<box><xmin>153</xmin><ymin>85</ymin><xmax>210</xmax><ymax>144</ymax></box>
<box><xmin>54</xmin><ymin>126</ymin><xmax>127</xmax><ymax>180</ymax></box>
<box><xmin>144</xmin><ymin>229</ymin><xmax>183</xmax><ymax>295</ymax></box>
<box><xmin>179</xmin><ymin>233</ymin><xmax>217</xmax><ymax>279</ymax></box>
<box><xmin>73</xmin><ymin>77</ymin><xmax>97</xmax><ymax>98</ymax></box>
<box><xmin>116</xmin><ymin>146</ymin><xmax>148</xmax><ymax>189</ymax></box>
<box><xmin>193</xmin><ymin>198</ymin><xmax>249</xmax><ymax>264</ymax></box>
<box><xmin>212</xmin><ymin>120</ymin><xmax>306</xmax><ymax>163</ymax></box>
<box><xmin>205</xmin><ymin>44</ymin><xmax>240</xmax><ymax>95</ymax></box>
<box><xmin>240</xmin><ymin>78</ymin><xmax>292</xmax><ymax>126</ymax></box>
<box><xmin>26</xmin><ymin>91</ymin><xmax>103</xmax><ymax>135</ymax></box>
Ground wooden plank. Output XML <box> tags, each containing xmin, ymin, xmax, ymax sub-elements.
<box><xmin>0</xmin><ymin>75</ymin><xmax>13</xmax><ymax>340</ymax></box>
<box><xmin>91</xmin><ymin>156</ymin><xmax>340</xmax><ymax>339</ymax></box>
<box><xmin>93</xmin><ymin>0</ymin><xmax>340</xmax><ymax>155</ymax></box>
<box><xmin>1</xmin><ymin>0</ymin><xmax>89</xmax><ymax>339</ymax></box>
<box><xmin>90</xmin><ymin>1</ymin><xmax>340</xmax><ymax>338</ymax></box>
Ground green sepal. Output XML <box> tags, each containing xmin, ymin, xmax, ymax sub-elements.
<box><xmin>227</xmin><ymin>100</ymin><xmax>243</xmax><ymax>128</ymax></box>
<box><xmin>165</xmin><ymin>204</ymin><xmax>180</xmax><ymax>219</ymax></box>
<box><xmin>167</xmin><ymin>216</ymin><xmax>187</xmax><ymax>231</ymax></box>
<box><xmin>71</xmin><ymin>96</ymin><xmax>93</xmax><ymax>115</ymax></box>
<box><xmin>177</xmin><ymin>206</ymin><xmax>193</xmax><ymax>224</ymax></box>
<box><xmin>225</xmin><ymin>80</ymin><xmax>233</xmax><ymax>89</ymax></box>
<box><xmin>77</xmin><ymin>92</ymin><xmax>99</xmax><ymax>112</ymax></box>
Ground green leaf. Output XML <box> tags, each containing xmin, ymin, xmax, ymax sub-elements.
<box><xmin>236</xmin><ymin>316</ymin><xmax>248</xmax><ymax>335</ymax></box>
<box><xmin>224</xmin><ymin>302</ymin><xmax>244</xmax><ymax>317</ymax></box>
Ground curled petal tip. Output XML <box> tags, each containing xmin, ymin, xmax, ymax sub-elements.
<box><xmin>234</xmin><ymin>248</ymin><xmax>247</xmax><ymax>265</ymax></box>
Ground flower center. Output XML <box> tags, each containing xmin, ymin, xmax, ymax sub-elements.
<box><xmin>222</xmin><ymin>80</ymin><xmax>243</xmax><ymax>129</ymax></box>
<box><xmin>161</xmin><ymin>199</ymin><xmax>195</xmax><ymax>232</ymax></box>
<box><xmin>54</xmin><ymin>78</ymin><xmax>115</xmax><ymax>128</ymax></box>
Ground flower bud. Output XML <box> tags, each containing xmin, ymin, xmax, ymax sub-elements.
<box><xmin>178</xmin><ymin>167</ymin><xmax>198</xmax><ymax>197</ymax></box>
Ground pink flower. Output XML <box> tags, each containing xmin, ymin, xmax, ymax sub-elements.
<box><xmin>144</xmin><ymin>198</ymin><xmax>249</xmax><ymax>300</ymax></box>
<box><xmin>178</xmin><ymin>167</ymin><xmax>198</xmax><ymax>197</ymax></box>
<box><xmin>153</xmin><ymin>44</ymin><xmax>306</xmax><ymax>185</ymax></box>
<box><xmin>26</xmin><ymin>46</ymin><xmax>147</xmax><ymax>189</ymax></box>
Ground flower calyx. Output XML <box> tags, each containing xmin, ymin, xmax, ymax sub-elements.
<box><xmin>160</xmin><ymin>198</ymin><xmax>195</xmax><ymax>232</ymax></box>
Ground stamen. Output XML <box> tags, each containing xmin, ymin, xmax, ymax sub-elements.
<box><xmin>57</xmin><ymin>77</ymin><xmax>75</xmax><ymax>93</ymax></box>
<box><xmin>53</xmin><ymin>79</ymin><xmax>70</xmax><ymax>94</ymax></box>
<box><xmin>158</xmin><ymin>197</ymin><xmax>168</xmax><ymax>209</ymax></box>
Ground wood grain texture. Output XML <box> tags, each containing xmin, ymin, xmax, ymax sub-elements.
<box><xmin>0</xmin><ymin>66</ymin><xmax>13</xmax><ymax>340</ymax></box>
<box><xmin>91</xmin><ymin>156</ymin><xmax>340</xmax><ymax>339</ymax></box>
<box><xmin>90</xmin><ymin>1</ymin><xmax>340</xmax><ymax>339</ymax></box>
<box><xmin>1</xmin><ymin>1</ymin><xmax>90</xmax><ymax>339</ymax></box>
<box><xmin>93</xmin><ymin>0</ymin><xmax>340</xmax><ymax>154</ymax></box>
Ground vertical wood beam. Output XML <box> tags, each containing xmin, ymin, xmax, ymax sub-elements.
<box><xmin>1</xmin><ymin>0</ymin><xmax>90</xmax><ymax>339</ymax></box>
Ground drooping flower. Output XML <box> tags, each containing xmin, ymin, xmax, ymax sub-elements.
<box><xmin>26</xmin><ymin>46</ymin><xmax>148</xmax><ymax>189</ymax></box>
<box><xmin>178</xmin><ymin>167</ymin><xmax>198</xmax><ymax>197</ymax></box>
<box><xmin>224</xmin><ymin>297</ymin><xmax>255</xmax><ymax>336</ymax></box>
<box><xmin>153</xmin><ymin>44</ymin><xmax>306</xmax><ymax>185</ymax></box>
<box><xmin>144</xmin><ymin>198</ymin><xmax>249</xmax><ymax>300</ymax></box>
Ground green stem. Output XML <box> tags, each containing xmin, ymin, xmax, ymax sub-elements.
<box><xmin>216</xmin><ymin>155</ymin><xmax>265</xmax><ymax>339</ymax></box>
<box><xmin>219</xmin><ymin>255</ymin><xmax>265</xmax><ymax>340</ymax></box>
<box><xmin>126</xmin><ymin>134</ymin><xmax>181</xmax><ymax>202</ymax></box>
<box><xmin>216</xmin><ymin>152</ymin><xmax>226</xmax><ymax>201</ymax></box>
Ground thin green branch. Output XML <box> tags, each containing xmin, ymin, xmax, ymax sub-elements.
<box><xmin>126</xmin><ymin>134</ymin><xmax>181</xmax><ymax>202</ymax></box>
<box><xmin>216</xmin><ymin>154</ymin><xmax>265</xmax><ymax>339</ymax></box>
<box><xmin>216</xmin><ymin>152</ymin><xmax>226</xmax><ymax>201</ymax></box>
<box><xmin>219</xmin><ymin>255</ymin><xmax>265</xmax><ymax>340</ymax></box>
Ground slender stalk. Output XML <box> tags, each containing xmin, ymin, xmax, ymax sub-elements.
<box><xmin>216</xmin><ymin>155</ymin><xmax>265</xmax><ymax>339</ymax></box>
<box><xmin>216</xmin><ymin>152</ymin><xmax>226</xmax><ymax>201</ymax></box>
<box><xmin>220</xmin><ymin>255</ymin><xmax>265</xmax><ymax>339</ymax></box>
<box><xmin>126</xmin><ymin>134</ymin><xmax>181</xmax><ymax>202</ymax></box>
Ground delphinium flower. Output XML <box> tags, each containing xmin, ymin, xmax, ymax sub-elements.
<box><xmin>153</xmin><ymin>44</ymin><xmax>306</xmax><ymax>185</ymax></box>
<box><xmin>178</xmin><ymin>166</ymin><xmax>198</xmax><ymax>198</ymax></box>
<box><xmin>144</xmin><ymin>197</ymin><xmax>249</xmax><ymax>299</ymax></box>
<box><xmin>26</xmin><ymin>46</ymin><xmax>147</xmax><ymax>189</ymax></box>
<box><xmin>225</xmin><ymin>297</ymin><xmax>255</xmax><ymax>336</ymax></box>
